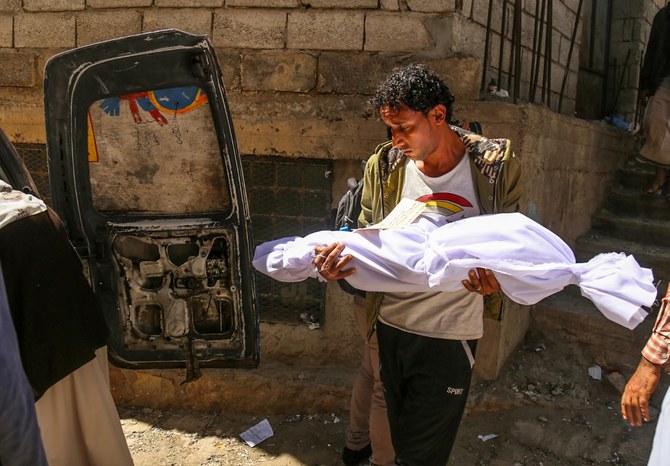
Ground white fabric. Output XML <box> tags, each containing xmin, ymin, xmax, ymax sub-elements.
<box><xmin>0</xmin><ymin>180</ymin><xmax>47</xmax><ymax>230</ymax></box>
<box><xmin>253</xmin><ymin>212</ymin><xmax>656</xmax><ymax>330</ymax></box>
<box><xmin>648</xmin><ymin>386</ymin><xmax>670</xmax><ymax>466</ymax></box>
<box><xmin>384</xmin><ymin>157</ymin><xmax>482</xmax><ymax>339</ymax></box>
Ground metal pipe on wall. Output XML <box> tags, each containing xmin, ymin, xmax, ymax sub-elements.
<box><xmin>558</xmin><ymin>0</ymin><xmax>584</xmax><ymax>113</ymax></box>
<box><xmin>497</xmin><ymin>0</ymin><xmax>508</xmax><ymax>91</ymax></box>
<box><xmin>531</xmin><ymin>0</ymin><xmax>547</xmax><ymax>103</ymax></box>
<box><xmin>481</xmin><ymin>0</ymin><xmax>495</xmax><ymax>92</ymax></box>
<box><xmin>529</xmin><ymin>0</ymin><xmax>541</xmax><ymax>100</ymax></box>
<box><xmin>542</xmin><ymin>0</ymin><xmax>553</xmax><ymax>107</ymax></box>
<box><xmin>513</xmin><ymin>0</ymin><xmax>523</xmax><ymax>104</ymax></box>
<box><xmin>506</xmin><ymin>0</ymin><xmax>516</xmax><ymax>92</ymax></box>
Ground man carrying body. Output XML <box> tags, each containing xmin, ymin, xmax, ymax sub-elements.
<box><xmin>315</xmin><ymin>64</ymin><xmax>522</xmax><ymax>465</ymax></box>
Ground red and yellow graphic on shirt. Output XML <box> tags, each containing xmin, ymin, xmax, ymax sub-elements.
<box><xmin>416</xmin><ymin>193</ymin><xmax>473</xmax><ymax>215</ymax></box>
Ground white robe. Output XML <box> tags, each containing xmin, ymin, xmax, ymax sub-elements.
<box><xmin>253</xmin><ymin>213</ymin><xmax>656</xmax><ymax>330</ymax></box>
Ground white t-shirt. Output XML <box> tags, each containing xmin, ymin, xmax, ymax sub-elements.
<box><xmin>378</xmin><ymin>155</ymin><xmax>484</xmax><ymax>340</ymax></box>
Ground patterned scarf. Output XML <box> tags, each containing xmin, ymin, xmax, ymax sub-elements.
<box><xmin>380</xmin><ymin>126</ymin><xmax>511</xmax><ymax>183</ymax></box>
<box><xmin>0</xmin><ymin>181</ymin><xmax>47</xmax><ymax>230</ymax></box>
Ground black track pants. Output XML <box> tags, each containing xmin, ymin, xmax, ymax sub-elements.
<box><xmin>377</xmin><ymin>321</ymin><xmax>477</xmax><ymax>466</ymax></box>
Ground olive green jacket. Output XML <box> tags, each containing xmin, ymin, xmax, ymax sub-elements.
<box><xmin>358</xmin><ymin>126</ymin><xmax>523</xmax><ymax>339</ymax></box>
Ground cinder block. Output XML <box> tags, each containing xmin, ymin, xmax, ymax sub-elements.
<box><xmin>143</xmin><ymin>9</ymin><xmax>212</xmax><ymax>36</ymax></box>
<box><xmin>301</xmin><ymin>0</ymin><xmax>377</xmax><ymax>8</ymax></box>
<box><xmin>470</xmin><ymin>0</ymin><xmax>489</xmax><ymax>26</ymax></box>
<box><xmin>0</xmin><ymin>13</ymin><xmax>11</xmax><ymax>46</ymax></box>
<box><xmin>0</xmin><ymin>87</ymin><xmax>47</xmax><ymax>143</ymax></box>
<box><xmin>406</xmin><ymin>0</ymin><xmax>456</xmax><ymax>12</ymax></box>
<box><xmin>23</xmin><ymin>0</ymin><xmax>84</xmax><ymax>11</ymax></box>
<box><xmin>317</xmin><ymin>52</ymin><xmax>405</xmax><ymax>94</ymax></box>
<box><xmin>550</xmin><ymin>3</ymin><xmax>577</xmax><ymax>38</ymax></box>
<box><xmin>425</xmin><ymin>57</ymin><xmax>481</xmax><ymax>102</ymax></box>
<box><xmin>287</xmin><ymin>11</ymin><xmax>363</xmax><ymax>51</ymax></box>
<box><xmin>460</xmin><ymin>0</ymin><xmax>473</xmax><ymax>16</ymax></box>
<box><xmin>241</xmin><ymin>51</ymin><xmax>316</xmax><ymax>92</ymax></box>
<box><xmin>0</xmin><ymin>51</ymin><xmax>35</xmax><ymax>87</ymax></box>
<box><xmin>611</xmin><ymin>0</ymin><xmax>642</xmax><ymax>20</ymax></box>
<box><xmin>35</xmin><ymin>49</ymin><xmax>63</xmax><ymax>81</ymax></box>
<box><xmin>15</xmin><ymin>13</ymin><xmax>75</xmax><ymax>48</ymax></box>
<box><xmin>226</xmin><ymin>0</ymin><xmax>298</xmax><ymax>6</ymax></box>
<box><xmin>450</xmin><ymin>13</ymin><xmax>483</xmax><ymax>58</ymax></box>
<box><xmin>227</xmin><ymin>91</ymin><xmax>386</xmax><ymax>159</ymax></box>
<box><xmin>76</xmin><ymin>11</ymin><xmax>141</xmax><ymax>46</ymax></box>
<box><xmin>87</xmin><ymin>0</ymin><xmax>152</xmax><ymax>6</ymax></box>
<box><xmin>0</xmin><ymin>0</ymin><xmax>20</xmax><ymax>11</ymax></box>
<box><xmin>155</xmin><ymin>0</ymin><xmax>222</xmax><ymax>6</ymax></box>
<box><xmin>214</xmin><ymin>48</ymin><xmax>241</xmax><ymax>90</ymax></box>
<box><xmin>364</xmin><ymin>12</ymin><xmax>433</xmax><ymax>52</ymax></box>
<box><xmin>213</xmin><ymin>10</ymin><xmax>286</xmax><ymax>49</ymax></box>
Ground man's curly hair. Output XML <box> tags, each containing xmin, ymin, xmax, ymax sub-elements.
<box><xmin>370</xmin><ymin>64</ymin><xmax>455</xmax><ymax>122</ymax></box>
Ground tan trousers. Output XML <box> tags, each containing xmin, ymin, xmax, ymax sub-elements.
<box><xmin>346</xmin><ymin>295</ymin><xmax>395</xmax><ymax>465</ymax></box>
<box><xmin>641</xmin><ymin>86</ymin><xmax>670</xmax><ymax>167</ymax></box>
<box><xmin>35</xmin><ymin>347</ymin><xmax>134</xmax><ymax>466</ymax></box>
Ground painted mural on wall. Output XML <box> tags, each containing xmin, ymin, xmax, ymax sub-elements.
<box><xmin>85</xmin><ymin>86</ymin><xmax>229</xmax><ymax>215</ymax></box>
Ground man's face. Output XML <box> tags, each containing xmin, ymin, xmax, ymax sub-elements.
<box><xmin>380</xmin><ymin>104</ymin><xmax>445</xmax><ymax>162</ymax></box>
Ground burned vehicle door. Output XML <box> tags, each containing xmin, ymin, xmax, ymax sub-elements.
<box><xmin>44</xmin><ymin>30</ymin><xmax>258</xmax><ymax>379</ymax></box>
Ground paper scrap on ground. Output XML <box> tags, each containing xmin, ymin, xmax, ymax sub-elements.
<box><xmin>588</xmin><ymin>365</ymin><xmax>602</xmax><ymax>381</ymax></box>
<box><xmin>240</xmin><ymin>418</ymin><xmax>274</xmax><ymax>447</ymax></box>
<box><xmin>478</xmin><ymin>433</ymin><xmax>499</xmax><ymax>442</ymax></box>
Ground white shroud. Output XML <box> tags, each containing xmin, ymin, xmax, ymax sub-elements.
<box><xmin>252</xmin><ymin>213</ymin><xmax>656</xmax><ymax>330</ymax></box>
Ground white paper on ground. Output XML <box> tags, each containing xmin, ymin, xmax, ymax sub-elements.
<box><xmin>239</xmin><ymin>418</ymin><xmax>274</xmax><ymax>447</ymax></box>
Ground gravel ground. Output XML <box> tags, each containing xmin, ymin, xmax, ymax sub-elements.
<box><xmin>119</xmin><ymin>329</ymin><xmax>664</xmax><ymax>466</ymax></box>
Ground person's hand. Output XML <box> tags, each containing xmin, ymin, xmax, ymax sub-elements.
<box><xmin>313</xmin><ymin>242</ymin><xmax>355</xmax><ymax>281</ymax></box>
<box><xmin>461</xmin><ymin>268</ymin><xmax>500</xmax><ymax>295</ymax></box>
<box><xmin>639</xmin><ymin>89</ymin><xmax>651</xmax><ymax>105</ymax></box>
<box><xmin>621</xmin><ymin>357</ymin><xmax>662</xmax><ymax>427</ymax></box>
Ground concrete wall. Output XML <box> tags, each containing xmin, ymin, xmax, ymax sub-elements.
<box><xmin>457</xmin><ymin>101</ymin><xmax>633</xmax><ymax>247</ymax></box>
<box><xmin>607</xmin><ymin>0</ymin><xmax>666</xmax><ymax>122</ymax></box>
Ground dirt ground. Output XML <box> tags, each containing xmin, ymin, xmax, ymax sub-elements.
<box><xmin>119</xmin><ymin>328</ymin><xmax>665</xmax><ymax>466</ymax></box>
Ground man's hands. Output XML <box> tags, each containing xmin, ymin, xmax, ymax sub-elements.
<box><xmin>462</xmin><ymin>268</ymin><xmax>501</xmax><ymax>295</ymax></box>
<box><xmin>639</xmin><ymin>88</ymin><xmax>651</xmax><ymax>105</ymax></box>
<box><xmin>621</xmin><ymin>357</ymin><xmax>662</xmax><ymax>427</ymax></box>
<box><xmin>314</xmin><ymin>242</ymin><xmax>355</xmax><ymax>281</ymax></box>
<box><xmin>313</xmin><ymin>248</ymin><xmax>499</xmax><ymax>294</ymax></box>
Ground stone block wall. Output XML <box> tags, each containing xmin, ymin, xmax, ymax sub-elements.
<box><xmin>457</xmin><ymin>100</ymin><xmax>633</xmax><ymax>248</ymax></box>
<box><xmin>465</xmin><ymin>0</ymin><xmax>584</xmax><ymax>115</ymax></box>
<box><xmin>607</xmin><ymin>0</ymin><xmax>658</xmax><ymax>122</ymax></box>
<box><xmin>0</xmin><ymin>0</ymin><xmax>594</xmax><ymax>145</ymax></box>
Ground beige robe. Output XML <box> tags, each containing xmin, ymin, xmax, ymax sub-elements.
<box><xmin>35</xmin><ymin>347</ymin><xmax>133</xmax><ymax>466</ymax></box>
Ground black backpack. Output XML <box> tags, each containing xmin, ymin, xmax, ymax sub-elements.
<box><xmin>333</xmin><ymin>162</ymin><xmax>366</xmax><ymax>296</ymax></box>
<box><xmin>334</xmin><ymin>176</ymin><xmax>364</xmax><ymax>232</ymax></box>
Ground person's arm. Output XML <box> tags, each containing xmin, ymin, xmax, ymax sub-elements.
<box><xmin>639</xmin><ymin>9</ymin><xmax>664</xmax><ymax>94</ymax></box>
<box><xmin>463</xmin><ymin>145</ymin><xmax>522</xmax><ymax>296</ymax></box>
<box><xmin>358</xmin><ymin>155</ymin><xmax>376</xmax><ymax>228</ymax></box>
<box><xmin>621</xmin><ymin>283</ymin><xmax>670</xmax><ymax>426</ymax></box>
<box><xmin>314</xmin><ymin>242</ymin><xmax>355</xmax><ymax>281</ymax></box>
